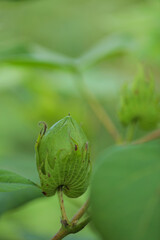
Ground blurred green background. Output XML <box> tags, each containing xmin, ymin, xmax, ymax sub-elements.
<box><xmin>0</xmin><ymin>0</ymin><xmax>160</xmax><ymax>239</ymax></box>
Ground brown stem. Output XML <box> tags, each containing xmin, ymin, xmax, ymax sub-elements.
<box><xmin>71</xmin><ymin>199</ymin><xmax>90</xmax><ymax>223</ymax></box>
<box><xmin>51</xmin><ymin>227</ymin><xmax>69</xmax><ymax>240</ymax></box>
<box><xmin>58</xmin><ymin>186</ymin><xmax>69</xmax><ymax>225</ymax></box>
<box><xmin>51</xmin><ymin>217</ymin><xmax>91</xmax><ymax>240</ymax></box>
<box><xmin>74</xmin><ymin>69</ymin><xmax>122</xmax><ymax>143</ymax></box>
<box><xmin>71</xmin><ymin>216</ymin><xmax>91</xmax><ymax>233</ymax></box>
<box><xmin>52</xmin><ymin>197</ymin><xmax>91</xmax><ymax>240</ymax></box>
<box><xmin>132</xmin><ymin>129</ymin><xmax>160</xmax><ymax>145</ymax></box>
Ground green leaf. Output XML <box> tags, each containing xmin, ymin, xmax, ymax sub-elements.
<box><xmin>0</xmin><ymin>169</ymin><xmax>39</xmax><ymax>192</ymax></box>
<box><xmin>0</xmin><ymin>187</ymin><xmax>42</xmax><ymax>215</ymax></box>
<box><xmin>91</xmin><ymin>139</ymin><xmax>160</xmax><ymax>240</ymax></box>
<box><xmin>76</xmin><ymin>34</ymin><xmax>134</xmax><ymax>69</ymax></box>
<box><xmin>0</xmin><ymin>35</ymin><xmax>134</xmax><ymax>71</ymax></box>
<box><xmin>0</xmin><ymin>155</ymin><xmax>42</xmax><ymax>215</ymax></box>
<box><xmin>0</xmin><ymin>44</ymin><xmax>75</xmax><ymax>70</ymax></box>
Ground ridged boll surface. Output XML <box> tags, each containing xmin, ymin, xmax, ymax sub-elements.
<box><xmin>35</xmin><ymin>116</ymin><xmax>91</xmax><ymax>198</ymax></box>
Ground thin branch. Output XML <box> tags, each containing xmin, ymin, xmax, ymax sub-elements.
<box><xmin>71</xmin><ymin>199</ymin><xmax>90</xmax><ymax>223</ymax></box>
<box><xmin>51</xmin><ymin>217</ymin><xmax>91</xmax><ymax>240</ymax></box>
<box><xmin>52</xmin><ymin>197</ymin><xmax>91</xmax><ymax>240</ymax></box>
<box><xmin>74</xmin><ymin>69</ymin><xmax>122</xmax><ymax>143</ymax></box>
<box><xmin>125</xmin><ymin>123</ymin><xmax>136</xmax><ymax>143</ymax></box>
<box><xmin>86</xmin><ymin>96</ymin><xmax>122</xmax><ymax>143</ymax></box>
<box><xmin>132</xmin><ymin>129</ymin><xmax>160</xmax><ymax>145</ymax></box>
<box><xmin>51</xmin><ymin>227</ymin><xmax>69</xmax><ymax>240</ymax></box>
<box><xmin>71</xmin><ymin>216</ymin><xmax>91</xmax><ymax>233</ymax></box>
<box><xmin>58</xmin><ymin>186</ymin><xmax>69</xmax><ymax>225</ymax></box>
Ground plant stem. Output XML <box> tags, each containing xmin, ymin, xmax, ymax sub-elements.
<box><xmin>51</xmin><ymin>227</ymin><xmax>68</xmax><ymax>240</ymax></box>
<box><xmin>132</xmin><ymin>129</ymin><xmax>160</xmax><ymax>145</ymax></box>
<box><xmin>71</xmin><ymin>199</ymin><xmax>90</xmax><ymax>223</ymax></box>
<box><xmin>72</xmin><ymin>216</ymin><xmax>91</xmax><ymax>233</ymax></box>
<box><xmin>74</xmin><ymin>68</ymin><xmax>122</xmax><ymax>143</ymax></box>
<box><xmin>126</xmin><ymin>123</ymin><xmax>135</xmax><ymax>143</ymax></box>
<box><xmin>58</xmin><ymin>186</ymin><xmax>69</xmax><ymax>225</ymax></box>
<box><xmin>52</xmin><ymin>197</ymin><xmax>91</xmax><ymax>240</ymax></box>
<box><xmin>51</xmin><ymin>217</ymin><xmax>91</xmax><ymax>240</ymax></box>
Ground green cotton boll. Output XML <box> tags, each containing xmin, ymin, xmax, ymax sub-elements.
<box><xmin>35</xmin><ymin>116</ymin><xmax>91</xmax><ymax>198</ymax></box>
<box><xmin>118</xmin><ymin>72</ymin><xmax>160</xmax><ymax>130</ymax></box>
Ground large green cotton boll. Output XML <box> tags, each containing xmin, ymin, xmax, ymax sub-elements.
<box><xmin>35</xmin><ymin>116</ymin><xmax>91</xmax><ymax>198</ymax></box>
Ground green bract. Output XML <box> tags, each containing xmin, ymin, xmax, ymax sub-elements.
<box><xmin>35</xmin><ymin>116</ymin><xmax>91</xmax><ymax>198</ymax></box>
<box><xmin>118</xmin><ymin>71</ymin><xmax>160</xmax><ymax>130</ymax></box>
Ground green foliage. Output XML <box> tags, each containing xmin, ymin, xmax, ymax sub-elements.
<box><xmin>36</xmin><ymin>116</ymin><xmax>91</xmax><ymax>198</ymax></box>
<box><xmin>0</xmin><ymin>155</ymin><xmax>42</xmax><ymax>215</ymax></box>
<box><xmin>0</xmin><ymin>1</ymin><xmax>160</xmax><ymax>239</ymax></box>
<box><xmin>76</xmin><ymin>35</ymin><xmax>133</xmax><ymax>70</ymax></box>
<box><xmin>0</xmin><ymin>169</ymin><xmax>38</xmax><ymax>191</ymax></box>
<box><xmin>118</xmin><ymin>70</ymin><xmax>160</xmax><ymax>130</ymax></box>
<box><xmin>0</xmin><ymin>45</ymin><xmax>75</xmax><ymax>71</ymax></box>
<box><xmin>0</xmin><ymin>35</ymin><xmax>132</xmax><ymax>72</ymax></box>
<box><xmin>0</xmin><ymin>187</ymin><xmax>42</xmax><ymax>215</ymax></box>
<box><xmin>91</xmin><ymin>139</ymin><xmax>160</xmax><ymax>240</ymax></box>
<box><xmin>0</xmin><ymin>192</ymin><xmax>96</xmax><ymax>240</ymax></box>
